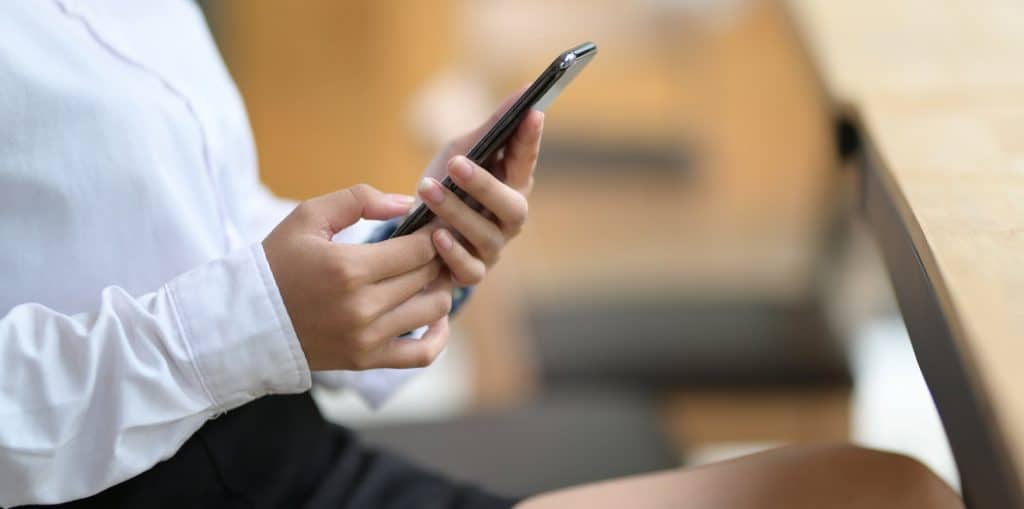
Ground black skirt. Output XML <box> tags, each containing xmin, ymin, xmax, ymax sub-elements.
<box><xmin>19</xmin><ymin>393</ymin><xmax>519</xmax><ymax>509</ymax></box>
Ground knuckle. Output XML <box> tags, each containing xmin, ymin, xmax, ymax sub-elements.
<box><xmin>352</xmin><ymin>329</ymin><xmax>380</xmax><ymax>351</ymax></box>
<box><xmin>429</xmin><ymin>332</ymin><xmax>451</xmax><ymax>364</ymax></box>
<box><xmin>415</xmin><ymin>336</ymin><xmax>449</xmax><ymax>368</ymax></box>
<box><xmin>457</xmin><ymin>273</ymin><xmax>482</xmax><ymax>287</ymax></box>
<box><xmin>467</xmin><ymin>264</ymin><xmax>486</xmax><ymax>285</ymax></box>
<box><xmin>414</xmin><ymin>347</ymin><xmax>439</xmax><ymax>368</ymax></box>
<box><xmin>432</xmin><ymin>293</ymin><xmax>453</xmax><ymax>318</ymax></box>
<box><xmin>327</xmin><ymin>259</ymin><xmax>351</xmax><ymax>285</ymax></box>
<box><xmin>454</xmin><ymin>261</ymin><xmax>485</xmax><ymax>286</ymax></box>
<box><xmin>348</xmin><ymin>354</ymin><xmax>372</xmax><ymax>371</ymax></box>
<box><xmin>424</xmin><ymin>259</ymin><xmax>443</xmax><ymax>281</ymax></box>
<box><xmin>473</xmin><ymin>174</ymin><xmax>500</xmax><ymax>198</ymax></box>
<box><xmin>487</xmin><ymin>250</ymin><xmax>501</xmax><ymax>266</ymax></box>
<box><xmin>462</xmin><ymin>165</ymin><xmax>487</xmax><ymax>191</ymax></box>
<box><xmin>347</xmin><ymin>301</ymin><xmax>377</xmax><ymax>326</ymax></box>
<box><xmin>332</xmin><ymin>259</ymin><xmax>368</xmax><ymax>290</ymax></box>
<box><xmin>349</xmin><ymin>183</ymin><xmax>375</xmax><ymax>198</ymax></box>
<box><xmin>479</xmin><ymin>235</ymin><xmax>505</xmax><ymax>261</ymax></box>
<box><xmin>507</xmin><ymin>195</ymin><xmax>529</xmax><ymax>227</ymax></box>
<box><xmin>415</xmin><ymin>234</ymin><xmax>438</xmax><ymax>264</ymax></box>
<box><xmin>337</xmin><ymin>187</ymin><xmax>358</xmax><ymax>209</ymax></box>
<box><xmin>293</xmin><ymin>200</ymin><xmax>316</xmax><ymax>221</ymax></box>
<box><xmin>504</xmin><ymin>223</ymin><xmax>523</xmax><ymax>238</ymax></box>
<box><xmin>411</xmin><ymin>349</ymin><xmax>432</xmax><ymax>368</ymax></box>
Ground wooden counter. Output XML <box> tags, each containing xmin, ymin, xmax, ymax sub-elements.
<box><xmin>787</xmin><ymin>1</ymin><xmax>1024</xmax><ymax>507</ymax></box>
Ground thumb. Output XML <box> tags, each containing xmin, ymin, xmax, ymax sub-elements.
<box><xmin>304</xmin><ymin>184</ymin><xmax>414</xmax><ymax>235</ymax></box>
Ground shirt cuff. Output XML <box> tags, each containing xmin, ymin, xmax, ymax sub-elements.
<box><xmin>166</xmin><ymin>243</ymin><xmax>311</xmax><ymax>412</ymax></box>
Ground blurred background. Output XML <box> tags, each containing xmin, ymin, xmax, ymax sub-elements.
<box><xmin>200</xmin><ymin>0</ymin><xmax>956</xmax><ymax>498</ymax></box>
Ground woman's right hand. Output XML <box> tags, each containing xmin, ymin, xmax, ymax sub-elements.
<box><xmin>263</xmin><ymin>184</ymin><xmax>452</xmax><ymax>371</ymax></box>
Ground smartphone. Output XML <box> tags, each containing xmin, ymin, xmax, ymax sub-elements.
<box><xmin>389</xmin><ymin>41</ymin><xmax>598</xmax><ymax>238</ymax></box>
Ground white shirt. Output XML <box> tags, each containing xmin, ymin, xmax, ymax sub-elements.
<box><xmin>0</xmin><ymin>2</ymin><xmax>420</xmax><ymax>505</ymax></box>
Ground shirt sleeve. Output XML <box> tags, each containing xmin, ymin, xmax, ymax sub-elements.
<box><xmin>0</xmin><ymin>243</ymin><xmax>309</xmax><ymax>507</ymax></box>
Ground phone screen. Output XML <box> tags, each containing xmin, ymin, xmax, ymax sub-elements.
<box><xmin>389</xmin><ymin>42</ymin><xmax>597</xmax><ymax>238</ymax></box>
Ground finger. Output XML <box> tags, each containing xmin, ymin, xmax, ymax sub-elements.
<box><xmin>417</xmin><ymin>177</ymin><xmax>505</xmax><ymax>264</ymax></box>
<box><xmin>446</xmin><ymin>156</ymin><xmax>528</xmax><ymax>235</ymax></box>
<box><xmin>302</xmin><ymin>184</ymin><xmax>415</xmax><ymax>237</ymax></box>
<box><xmin>377</xmin><ymin>316</ymin><xmax>450</xmax><ymax>369</ymax></box>
<box><xmin>344</xmin><ymin>229</ymin><xmax>438</xmax><ymax>281</ymax></box>
<box><xmin>450</xmin><ymin>84</ymin><xmax>531</xmax><ymax>155</ymax></box>
<box><xmin>499</xmin><ymin>110</ymin><xmax>544</xmax><ymax>192</ymax></box>
<box><xmin>368</xmin><ymin>277</ymin><xmax>454</xmax><ymax>341</ymax></box>
<box><xmin>433</xmin><ymin>229</ymin><xmax>486</xmax><ymax>286</ymax></box>
<box><xmin>367</xmin><ymin>259</ymin><xmax>443</xmax><ymax>314</ymax></box>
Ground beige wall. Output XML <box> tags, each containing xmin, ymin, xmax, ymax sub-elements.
<box><xmin>217</xmin><ymin>1</ymin><xmax>456</xmax><ymax>199</ymax></box>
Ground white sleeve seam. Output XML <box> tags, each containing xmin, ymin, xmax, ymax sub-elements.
<box><xmin>250</xmin><ymin>244</ymin><xmax>307</xmax><ymax>390</ymax></box>
<box><xmin>165</xmin><ymin>281</ymin><xmax>221</xmax><ymax>410</ymax></box>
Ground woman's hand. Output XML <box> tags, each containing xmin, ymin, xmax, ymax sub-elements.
<box><xmin>417</xmin><ymin>91</ymin><xmax>544</xmax><ymax>286</ymax></box>
<box><xmin>263</xmin><ymin>184</ymin><xmax>453</xmax><ymax>371</ymax></box>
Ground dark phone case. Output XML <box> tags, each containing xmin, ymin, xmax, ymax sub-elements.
<box><xmin>389</xmin><ymin>41</ymin><xmax>597</xmax><ymax>238</ymax></box>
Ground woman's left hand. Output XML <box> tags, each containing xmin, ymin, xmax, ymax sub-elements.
<box><xmin>417</xmin><ymin>91</ymin><xmax>544</xmax><ymax>287</ymax></box>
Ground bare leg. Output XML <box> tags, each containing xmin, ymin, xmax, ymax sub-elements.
<box><xmin>518</xmin><ymin>444</ymin><xmax>963</xmax><ymax>509</ymax></box>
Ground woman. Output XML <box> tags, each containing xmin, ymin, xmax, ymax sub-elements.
<box><xmin>0</xmin><ymin>2</ymin><xmax>962</xmax><ymax>508</ymax></box>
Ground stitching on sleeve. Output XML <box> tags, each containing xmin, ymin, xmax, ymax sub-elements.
<box><xmin>251</xmin><ymin>245</ymin><xmax>306</xmax><ymax>390</ymax></box>
<box><xmin>166</xmin><ymin>281</ymin><xmax>221</xmax><ymax>410</ymax></box>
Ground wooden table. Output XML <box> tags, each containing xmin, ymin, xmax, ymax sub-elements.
<box><xmin>786</xmin><ymin>1</ymin><xmax>1024</xmax><ymax>507</ymax></box>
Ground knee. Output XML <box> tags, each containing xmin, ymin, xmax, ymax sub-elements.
<box><xmin>804</xmin><ymin>444</ymin><xmax>964</xmax><ymax>509</ymax></box>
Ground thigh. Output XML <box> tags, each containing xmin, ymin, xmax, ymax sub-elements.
<box><xmin>300</xmin><ymin>423</ymin><xmax>518</xmax><ymax>509</ymax></box>
<box><xmin>517</xmin><ymin>444</ymin><xmax>964</xmax><ymax>509</ymax></box>
<box><xmin>197</xmin><ymin>392</ymin><xmax>518</xmax><ymax>509</ymax></box>
<box><xmin>22</xmin><ymin>392</ymin><xmax>519</xmax><ymax>509</ymax></box>
<box><xmin>20</xmin><ymin>393</ymin><xmax>327</xmax><ymax>509</ymax></box>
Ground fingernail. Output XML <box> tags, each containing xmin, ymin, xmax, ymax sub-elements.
<box><xmin>434</xmin><ymin>229</ymin><xmax>453</xmax><ymax>251</ymax></box>
<box><xmin>389</xmin><ymin>194</ymin><xmax>415</xmax><ymax>205</ymax></box>
<box><xmin>449</xmin><ymin>157</ymin><xmax>473</xmax><ymax>180</ymax></box>
<box><xmin>418</xmin><ymin>178</ymin><xmax>445</xmax><ymax>204</ymax></box>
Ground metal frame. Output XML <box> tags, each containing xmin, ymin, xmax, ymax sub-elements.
<box><xmin>857</xmin><ymin>128</ymin><xmax>1023</xmax><ymax>509</ymax></box>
